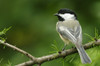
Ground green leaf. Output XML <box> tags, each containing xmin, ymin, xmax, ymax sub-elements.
<box><xmin>85</xmin><ymin>28</ymin><xmax>100</xmax><ymax>42</ymax></box>
<box><xmin>84</xmin><ymin>33</ymin><xmax>94</xmax><ymax>41</ymax></box>
<box><xmin>94</xmin><ymin>28</ymin><xmax>100</xmax><ymax>39</ymax></box>
<box><xmin>50</xmin><ymin>40</ymin><xmax>60</xmax><ymax>53</ymax></box>
<box><xmin>0</xmin><ymin>37</ymin><xmax>6</xmax><ymax>43</ymax></box>
<box><xmin>51</xmin><ymin>44</ymin><xmax>59</xmax><ymax>51</ymax></box>
<box><xmin>0</xmin><ymin>26</ymin><xmax>12</xmax><ymax>35</ymax></box>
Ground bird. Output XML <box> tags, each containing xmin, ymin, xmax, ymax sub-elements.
<box><xmin>55</xmin><ymin>8</ymin><xmax>92</xmax><ymax>64</ymax></box>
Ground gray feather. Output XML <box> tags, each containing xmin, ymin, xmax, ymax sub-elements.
<box><xmin>76</xmin><ymin>44</ymin><xmax>92</xmax><ymax>64</ymax></box>
<box><xmin>57</xmin><ymin>26</ymin><xmax>77</xmax><ymax>43</ymax></box>
<box><xmin>56</xmin><ymin>20</ymin><xmax>91</xmax><ymax>64</ymax></box>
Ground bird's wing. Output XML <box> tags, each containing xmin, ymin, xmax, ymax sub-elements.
<box><xmin>74</xmin><ymin>25</ymin><xmax>82</xmax><ymax>44</ymax></box>
<box><xmin>57</xmin><ymin>25</ymin><xmax>82</xmax><ymax>44</ymax></box>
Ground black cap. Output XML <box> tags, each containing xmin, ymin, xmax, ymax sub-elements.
<box><xmin>58</xmin><ymin>8</ymin><xmax>77</xmax><ymax>18</ymax></box>
<box><xmin>58</xmin><ymin>8</ymin><xmax>76</xmax><ymax>14</ymax></box>
<box><xmin>55</xmin><ymin>8</ymin><xmax>77</xmax><ymax>21</ymax></box>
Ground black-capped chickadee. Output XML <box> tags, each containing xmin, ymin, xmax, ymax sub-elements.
<box><xmin>55</xmin><ymin>8</ymin><xmax>91</xmax><ymax>64</ymax></box>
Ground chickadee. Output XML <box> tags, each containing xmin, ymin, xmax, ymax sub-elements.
<box><xmin>55</xmin><ymin>8</ymin><xmax>91</xmax><ymax>64</ymax></box>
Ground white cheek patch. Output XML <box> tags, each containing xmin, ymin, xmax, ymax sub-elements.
<box><xmin>59</xmin><ymin>13</ymin><xmax>74</xmax><ymax>20</ymax></box>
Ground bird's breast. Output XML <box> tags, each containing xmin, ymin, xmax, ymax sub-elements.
<box><xmin>56</xmin><ymin>20</ymin><xmax>79</xmax><ymax>29</ymax></box>
<box><xmin>59</xmin><ymin>34</ymin><xmax>70</xmax><ymax>45</ymax></box>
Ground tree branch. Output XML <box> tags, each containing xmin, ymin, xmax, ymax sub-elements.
<box><xmin>0</xmin><ymin>39</ymin><xmax>100</xmax><ymax>66</ymax></box>
<box><xmin>0</xmin><ymin>40</ymin><xmax>36</xmax><ymax>61</ymax></box>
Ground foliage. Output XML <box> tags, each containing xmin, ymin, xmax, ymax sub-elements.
<box><xmin>0</xmin><ymin>0</ymin><xmax>100</xmax><ymax>66</ymax></box>
<box><xmin>85</xmin><ymin>28</ymin><xmax>100</xmax><ymax>42</ymax></box>
<box><xmin>50</xmin><ymin>40</ymin><xmax>61</xmax><ymax>53</ymax></box>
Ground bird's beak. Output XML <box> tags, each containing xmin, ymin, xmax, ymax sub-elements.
<box><xmin>54</xmin><ymin>13</ymin><xmax>59</xmax><ymax>16</ymax></box>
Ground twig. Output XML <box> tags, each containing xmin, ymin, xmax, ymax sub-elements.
<box><xmin>1</xmin><ymin>39</ymin><xmax>100</xmax><ymax>66</ymax></box>
<box><xmin>0</xmin><ymin>40</ymin><xmax>36</xmax><ymax>61</ymax></box>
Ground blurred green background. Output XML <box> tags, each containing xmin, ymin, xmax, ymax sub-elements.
<box><xmin>0</xmin><ymin>0</ymin><xmax>100</xmax><ymax>66</ymax></box>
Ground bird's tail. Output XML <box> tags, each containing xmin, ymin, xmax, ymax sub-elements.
<box><xmin>75</xmin><ymin>44</ymin><xmax>92</xmax><ymax>64</ymax></box>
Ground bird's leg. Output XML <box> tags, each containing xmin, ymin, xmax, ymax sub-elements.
<box><xmin>62</xmin><ymin>44</ymin><xmax>67</xmax><ymax>51</ymax></box>
<box><xmin>58</xmin><ymin>44</ymin><xmax>67</xmax><ymax>54</ymax></box>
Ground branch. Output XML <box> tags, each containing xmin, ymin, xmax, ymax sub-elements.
<box><xmin>16</xmin><ymin>39</ymin><xmax>100</xmax><ymax>66</ymax></box>
<box><xmin>0</xmin><ymin>39</ymin><xmax>100</xmax><ymax>66</ymax></box>
<box><xmin>0</xmin><ymin>40</ymin><xmax>36</xmax><ymax>61</ymax></box>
